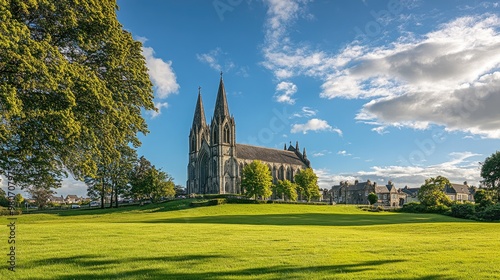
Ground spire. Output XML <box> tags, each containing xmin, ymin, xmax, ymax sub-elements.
<box><xmin>192</xmin><ymin>87</ymin><xmax>207</xmax><ymax>128</ymax></box>
<box><xmin>295</xmin><ymin>141</ymin><xmax>299</xmax><ymax>151</ymax></box>
<box><xmin>303</xmin><ymin>147</ymin><xmax>307</xmax><ymax>158</ymax></box>
<box><xmin>213</xmin><ymin>73</ymin><xmax>230</xmax><ymax>120</ymax></box>
<box><xmin>284</xmin><ymin>143</ymin><xmax>287</xmax><ymax>150</ymax></box>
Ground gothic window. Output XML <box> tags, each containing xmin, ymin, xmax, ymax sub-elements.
<box><xmin>212</xmin><ymin>125</ymin><xmax>218</xmax><ymax>144</ymax></box>
<box><xmin>279</xmin><ymin>166</ymin><xmax>285</xmax><ymax>180</ymax></box>
<box><xmin>286</xmin><ymin>167</ymin><xmax>291</xmax><ymax>181</ymax></box>
<box><xmin>190</xmin><ymin>137</ymin><xmax>196</xmax><ymax>152</ymax></box>
<box><xmin>223</xmin><ymin>125</ymin><xmax>230</xmax><ymax>144</ymax></box>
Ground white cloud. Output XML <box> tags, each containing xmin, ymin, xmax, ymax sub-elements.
<box><xmin>312</xmin><ymin>152</ymin><xmax>324</xmax><ymax>157</ymax></box>
<box><xmin>291</xmin><ymin>106</ymin><xmax>317</xmax><ymax>118</ymax></box>
<box><xmin>291</xmin><ymin>118</ymin><xmax>342</xmax><ymax>135</ymax></box>
<box><xmin>275</xmin><ymin>81</ymin><xmax>297</xmax><ymax>104</ymax></box>
<box><xmin>142</xmin><ymin>46</ymin><xmax>180</xmax><ymax>99</ymax></box>
<box><xmin>197</xmin><ymin>48</ymin><xmax>240</xmax><ymax>73</ymax></box>
<box><xmin>260</xmin><ymin>0</ymin><xmax>500</xmax><ymax>138</ymax></box>
<box><xmin>337</xmin><ymin>150</ymin><xmax>352</xmax><ymax>156</ymax></box>
<box><xmin>147</xmin><ymin>102</ymin><xmax>169</xmax><ymax>119</ymax></box>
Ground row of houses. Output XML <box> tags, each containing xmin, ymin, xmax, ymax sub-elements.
<box><xmin>323</xmin><ymin>180</ymin><xmax>475</xmax><ymax>206</ymax></box>
<box><xmin>47</xmin><ymin>195</ymin><xmax>90</xmax><ymax>204</ymax></box>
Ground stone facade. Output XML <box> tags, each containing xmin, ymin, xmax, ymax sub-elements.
<box><xmin>187</xmin><ymin>76</ymin><xmax>311</xmax><ymax>195</ymax></box>
<box><xmin>329</xmin><ymin>180</ymin><xmax>406</xmax><ymax>206</ymax></box>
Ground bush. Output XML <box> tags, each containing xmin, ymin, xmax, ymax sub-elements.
<box><xmin>477</xmin><ymin>204</ymin><xmax>500</xmax><ymax>221</ymax></box>
<box><xmin>450</xmin><ymin>202</ymin><xmax>476</xmax><ymax>219</ymax></box>
<box><xmin>189</xmin><ymin>198</ymin><xmax>227</xmax><ymax>207</ymax></box>
<box><xmin>400</xmin><ymin>202</ymin><xmax>426</xmax><ymax>213</ymax></box>
<box><xmin>267</xmin><ymin>200</ymin><xmax>327</xmax><ymax>205</ymax></box>
<box><xmin>0</xmin><ymin>206</ymin><xmax>22</xmax><ymax>216</ymax></box>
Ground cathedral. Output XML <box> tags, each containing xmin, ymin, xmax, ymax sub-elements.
<box><xmin>187</xmin><ymin>75</ymin><xmax>311</xmax><ymax>195</ymax></box>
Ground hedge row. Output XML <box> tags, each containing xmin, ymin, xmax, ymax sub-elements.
<box><xmin>189</xmin><ymin>198</ymin><xmax>227</xmax><ymax>207</ymax></box>
<box><xmin>400</xmin><ymin>202</ymin><xmax>500</xmax><ymax>221</ymax></box>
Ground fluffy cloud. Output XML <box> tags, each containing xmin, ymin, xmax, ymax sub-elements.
<box><xmin>147</xmin><ymin>102</ymin><xmax>169</xmax><ymax>119</ymax></box>
<box><xmin>142</xmin><ymin>46</ymin><xmax>180</xmax><ymax>99</ymax></box>
<box><xmin>274</xmin><ymin>81</ymin><xmax>297</xmax><ymax>104</ymax></box>
<box><xmin>260</xmin><ymin>0</ymin><xmax>500</xmax><ymax>138</ymax></box>
<box><xmin>291</xmin><ymin>118</ymin><xmax>342</xmax><ymax>135</ymax></box>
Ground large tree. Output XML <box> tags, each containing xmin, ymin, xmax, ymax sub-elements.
<box><xmin>418</xmin><ymin>176</ymin><xmax>452</xmax><ymax>207</ymax></box>
<box><xmin>0</xmin><ymin>0</ymin><xmax>154</xmax><ymax>187</ymax></box>
<box><xmin>480</xmin><ymin>151</ymin><xmax>500</xmax><ymax>201</ymax></box>
<box><xmin>294</xmin><ymin>168</ymin><xmax>320</xmax><ymax>202</ymax></box>
<box><xmin>273</xmin><ymin>179</ymin><xmax>298</xmax><ymax>201</ymax></box>
<box><xmin>241</xmin><ymin>160</ymin><xmax>273</xmax><ymax>200</ymax></box>
<box><xmin>129</xmin><ymin>156</ymin><xmax>175</xmax><ymax>202</ymax></box>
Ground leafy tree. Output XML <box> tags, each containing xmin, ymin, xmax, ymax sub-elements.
<box><xmin>368</xmin><ymin>192</ymin><xmax>378</xmax><ymax>205</ymax></box>
<box><xmin>241</xmin><ymin>160</ymin><xmax>273</xmax><ymax>200</ymax></box>
<box><xmin>0</xmin><ymin>189</ymin><xmax>9</xmax><ymax>207</ymax></box>
<box><xmin>14</xmin><ymin>193</ymin><xmax>24</xmax><ymax>208</ymax></box>
<box><xmin>274</xmin><ymin>180</ymin><xmax>298</xmax><ymax>201</ymax></box>
<box><xmin>294</xmin><ymin>168</ymin><xmax>320</xmax><ymax>202</ymax></box>
<box><xmin>480</xmin><ymin>151</ymin><xmax>500</xmax><ymax>201</ymax></box>
<box><xmin>26</xmin><ymin>186</ymin><xmax>55</xmax><ymax>208</ymax></box>
<box><xmin>0</xmin><ymin>0</ymin><xmax>154</xmax><ymax>188</ymax></box>
<box><xmin>129</xmin><ymin>156</ymin><xmax>175</xmax><ymax>202</ymax></box>
<box><xmin>474</xmin><ymin>189</ymin><xmax>496</xmax><ymax>209</ymax></box>
<box><xmin>418</xmin><ymin>176</ymin><xmax>452</xmax><ymax>207</ymax></box>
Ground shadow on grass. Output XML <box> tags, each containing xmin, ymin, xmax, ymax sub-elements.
<box><xmin>25</xmin><ymin>254</ymin><xmax>419</xmax><ymax>280</ymax></box>
<box><xmin>32</xmin><ymin>199</ymin><xmax>193</xmax><ymax>217</ymax></box>
<box><xmin>141</xmin><ymin>212</ymin><xmax>461</xmax><ymax>227</ymax></box>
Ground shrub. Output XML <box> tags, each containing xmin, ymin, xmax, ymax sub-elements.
<box><xmin>0</xmin><ymin>206</ymin><xmax>22</xmax><ymax>216</ymax></box>
<box><xmin>190</xmin><ymin>198</ymin><xmax>227</xmax><ymax>207</ymax></box>
<box><xmin>450</xmin><ymin>202</ymin><xmax>476</xmax><ymax>219</ymax></box>
<box><xmin>477</xmin><ymin>204</ymin><xmax>500</xmax><ymax>221</ymax></box>
<box><xmin>400</xmin><ymin>202</ymin><xmax>426</xmax><ymax>213</ymax></box>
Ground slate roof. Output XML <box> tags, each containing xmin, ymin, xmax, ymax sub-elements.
<box><xmin>446</xmin><ymin>184</ymin><xmax>471</xmax><ymax>195</ymax></box>
<box><xmin>236</xmin><ymin>144</ymin><xmax>308</xmax><ymax>167</ymax></box>
<box><xmin>401</xmin><ymin>187</ymin><xmax>419</xmax><ymax>196</ymax></box>
<box><xmin>375</xmin><ymin>185</ymin><xmax>390</xmax><ymax>193</ymax></box>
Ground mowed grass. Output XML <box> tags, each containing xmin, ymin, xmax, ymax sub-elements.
<box><xmin>1</xmin><ymin>200</ymin><xmax>500</xmax><ymax>279</ymax></box>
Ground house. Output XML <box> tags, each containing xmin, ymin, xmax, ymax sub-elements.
<box><xmin>48</xmin><ymin>195</ymin><xmax>65</xmax><ymax>204</ymax></box>
<box><xmin>65</xmin><ymin>195</ymin><xmax>80</xmax><ymax>204</ymax></box>
<box><xmin>445</xmin><ymin>182</ymin><xmax>474</xmax><ymax>202</ymax></box>
<box><xmin>401</xmin><ymin>186</ymin><xmax>420</xmax><ymax>204</ymax></box>
<box><xmin>329</xmin><ymin>180</ymin><xmax>404</xmax><ymax>206</ymax></box>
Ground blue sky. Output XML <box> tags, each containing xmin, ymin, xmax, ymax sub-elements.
<box><xmin>5</xmin><ymin>0</ymin><xmax>500</xmax><ymax>197</ymax></box>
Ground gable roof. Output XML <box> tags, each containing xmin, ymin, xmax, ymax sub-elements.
<box><xmin>236</xmin><ymin>144</ymin><xmax>307</xmax><ymax>167</ymax></box>
<box><xmin>447</xmin><ymin>183</ymin><xmax>471</xmax><ymax>195</ymax></box>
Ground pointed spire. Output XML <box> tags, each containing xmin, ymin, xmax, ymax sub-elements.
<box><xmin>192</xmin><ymin>87</ymin><xmax>207</xmax><ymax>128</ymax></box>
<box><xmin>303</xmin><ymin>147</ymin><xmax>307</xmax><ymax>158</ymax></box>
<box><xmin>295</xmin><ymin>141</ymin><xmax>299</xmax><ymax>151</ymax></box>
<box><xmin>213</xmin><ymin>73</ymin><xmax>230</xmax><ymax>120</ymax></box>
<box><xmin>284</xmin><ymin>143</ymin><xmax>287</xmax><ymax>150</ymax></box>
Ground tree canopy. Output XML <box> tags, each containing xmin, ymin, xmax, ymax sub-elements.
<box><xmin>418</xmin><ymin>176</ymin><xmax>452</xmax><ymax>207</ymax></box>
<box><xmin>241</xmin><ymin>160</ymin><xmax>273</xmax><ymax>200</ymax></box>
<box><xmin>273</xmin><ymin>179</ymin><xmax>298</xmax><ymax>201</ymax></box>
<box><xmin>129</xmin><ymin>156</ymin><xmax>175</xmax><ymax>202</ymax></box>
<box><xmin>480</xmin><ymin>151</ymin><xmax>500</xmax><ymax>200</ymax></box>
<box><xmin>0</xmin><ymin>0</ymin><xmax>154</xmax><ymax>187</ymax></box>
<box><xmin>294</xmin><ymin>168</ymin><xmax>320</xmax><ymax>202</ymax></box>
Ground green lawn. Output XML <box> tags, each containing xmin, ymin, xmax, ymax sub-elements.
<box><xmin>1</xmin><ymin>200</ymin><xmax>499</xmax><ymax>279</ymax></box>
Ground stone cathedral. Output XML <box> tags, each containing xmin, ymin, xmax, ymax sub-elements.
<box><xmin>187</xmin><ymin>75</ymin><xmax>311</xmax><ymax>195</ymax></box>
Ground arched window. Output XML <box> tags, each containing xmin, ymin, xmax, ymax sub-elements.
<box><xmin>191</xmin><ymin>137</ymin><xmax>196</xmax><ymax>152</ymax></box>
<box><xmin>279</xmin><ymin>166</ymin><xmax>285</xmax><ymax>180</ymax></box>
<box><xmin>212</xmin><ymin>126</ymin><xmax>218</xmax><ymax>144</ymax></box>
<box><xmin>223</xmin><ymin>125</ymin><xmax>230</xmax><ymax>143</ymax></box>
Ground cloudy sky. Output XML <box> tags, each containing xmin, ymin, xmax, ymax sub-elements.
<box><xmin>5</xmin><ymin>0</ymin><xmax>500</xmax><ymax>197</ymax></box>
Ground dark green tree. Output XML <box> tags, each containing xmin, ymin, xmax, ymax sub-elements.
<box><xmin>241</xmin><ymin>160</ymin><xmax>273</xmax><ymax>200</ymax></box>
<box><xmin>480</xmin><ymin>151</ymin><xmax>500</xmax><ymax>201</ymax></box>
<box><xmin>0</xmin><ymin>0</ymin><xmax>154</xmax><ymax>189</ymax></box>
<box><xmin>418</xmin><ymin>176</ymin><xmax>452</xmax><ymax>207</ymax></box>
<box><xmin>368</xmin><ymin>192</ymin><xmax>378</xmax><ymax>205</ymax></box>
<box><xmin>273</xmin><ymin>180</ymin><xmax>298</xmax><ymax>201</ymax></box>
<box><xmin>129</xmin><ymin>156</ymin><xmax>175</xmax><ymax>202</ymax></box>
<box><xmin>294</xmin><ymin>168</ymin><xmax>320</xmax><ymax>202</ymax></box>
<box><xmin>474</xmin><ymin>189</ymin><xmax>496</xmax><ymax>209</ymax></box>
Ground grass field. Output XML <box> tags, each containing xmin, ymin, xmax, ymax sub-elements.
<box><xmin>1</xmin><ymin>200</ymin><xmax>499</xmax><ymax>279</ymax></box>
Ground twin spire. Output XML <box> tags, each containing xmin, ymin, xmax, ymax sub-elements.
<box><xmin>191</xmin><ymin>72</ymin><xmax>229</xmax><ymax>129</ymax></box>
